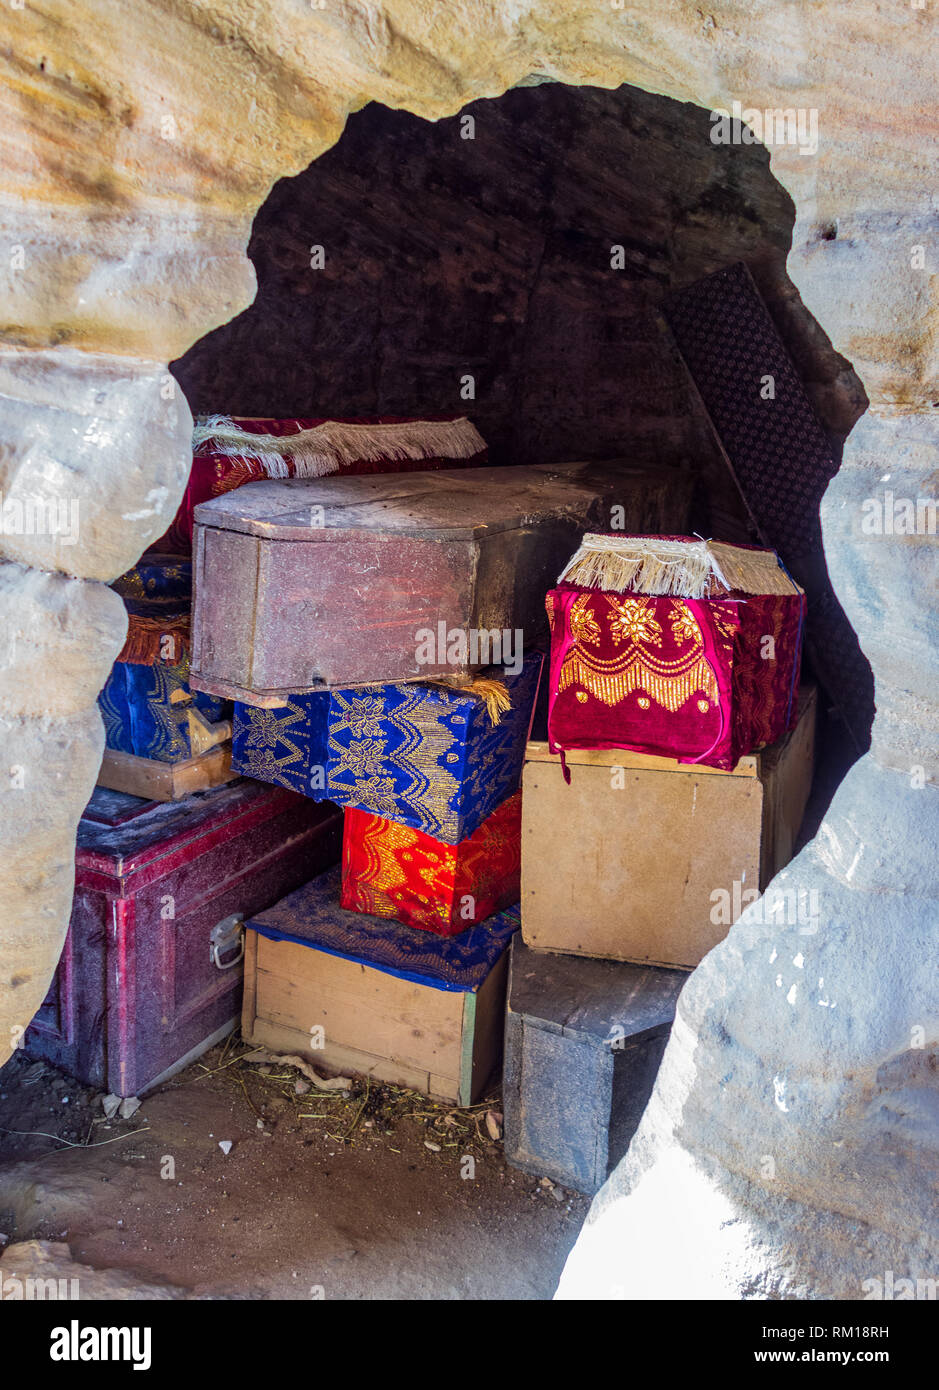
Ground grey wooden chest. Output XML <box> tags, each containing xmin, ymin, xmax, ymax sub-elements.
<box><xmin>503</xmin><ymin>937</ymin><xmax>686</xmax><ymax>1194</ymax></box>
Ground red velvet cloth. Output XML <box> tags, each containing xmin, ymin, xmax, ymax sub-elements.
<box><xmin>546</xmin><ymin>583</ymin><xmax>805</xmax><ymax>771</ymax></box>
<box><xmin>340</xmin><ymin>792</ymin><xmax>521</xmax><ymax>937</ymax></box>
<box><xmin>153</xmin><ymin>415</ymin><xmax>488</xmax><ymax>554</ymax></box>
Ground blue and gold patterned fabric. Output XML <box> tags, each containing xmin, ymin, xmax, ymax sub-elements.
<box><xmin>110</xmin><ymin>554</ymin><xmax>192</xmax><ymax>616</ymax></box>
<box><xmin>246</xmin><ymin>867</ymin><xmax>519</xmax><ymax>992</ymax></box>
<box><xmin>231</xmin><ymin>652</ymin><xmax>542</xmax><ymax>844</ymax></box>
<box><xmin>99</xmin><ymin>657</ymin><xmax>228</xmax><ymax>763</ymax></box>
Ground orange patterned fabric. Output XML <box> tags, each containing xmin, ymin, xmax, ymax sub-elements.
<box><xmin>340</xmin><ymin>793</ymin><xmax>521</xmax><ymax>936</ymax></box>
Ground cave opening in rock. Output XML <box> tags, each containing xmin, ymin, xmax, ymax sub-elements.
<box><xmin>172</xmin><ymin>79</ymin><xmax>872</xmax><ymax>802</ymax></box>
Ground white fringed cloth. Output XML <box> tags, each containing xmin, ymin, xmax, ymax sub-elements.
<box><xmin>191</xmin><ymin>415</ymin><xmax>486</xmax><ymax>480</ymax></box>
<box><xmin>557</xmin><ymin>534</ymin><xmax>800</xmax><ymax>598</ymax></box>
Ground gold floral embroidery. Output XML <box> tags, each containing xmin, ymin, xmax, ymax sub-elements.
<box><xmin>347</xmin><ymin>795</ymin><xmax>520</xmax><ymax>931</ymax></box>
<box><xmin>669</xmin><ymin>604</ymin><xmax>701</xmax><ymax>647</ymax></box>
<box><xmin>558</xmin><ymin>594</ymin><xmax>718</xmax><ymax>713</ymax></box>
<box><xmin>568</xmin><ymin>594</ymin><xmax>602</xmax><ymax>645</ymax></box>
<box><xmin>608</xmin><ymin>598</ymin><xmax>662</xmax><ymax>647</ymax></box>
<box><xmin>352</xmin><ymin>815</ymin><xmax>455</xmax><ymax>925</ymax></box>
<box><xmin>711</xmin><ymin>602</ymin><xmax>740</xmax><ymax>645</ymax></box>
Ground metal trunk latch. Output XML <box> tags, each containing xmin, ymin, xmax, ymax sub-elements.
<box><xmin>209</xmin><ymin>914</ymin><xmax>245</xmax><ymax>970</ymax></box>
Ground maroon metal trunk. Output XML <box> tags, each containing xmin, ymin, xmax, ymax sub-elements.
<box><xmin>189</xmin><ymin>461</ymin><xmax>689</xmax><ymax>704</ymax></box>
<box><xmin>24</xmin><ymin>781</ymin><xmax>342</xmax><ymax>1096</ymax></box>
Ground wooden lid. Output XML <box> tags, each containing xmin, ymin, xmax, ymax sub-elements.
<box><xmin>191</xmin><ymin>460</ymin><xmax>667</xmax><ymax>542</ymax></box>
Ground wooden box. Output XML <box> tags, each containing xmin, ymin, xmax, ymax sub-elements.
<box><xmin>97</xmin><ymin>744</ymin><xmax>237</xmax><ymax>803</ymax></box>
<box><xmin>242</xmin><ymin>868</ymin><xmax>519</xmax><ymax>1105</ymax></box>
<box><xmin>341</xmin><ymin>791</ymin><xmax>521</xmax><ymax>935</ymax></box>
<box><xmin>99</xmin><ymin>656</ymin><xmax>230</xmax><ymax>765</ymax></box>
<box><xmin>230</xmin><ymin>650</ymin><xmax>542</xmax><ymax>844</ymax></box>
<box><xmin>521</xmin><ymin>684</ymin><xmax>816</xmax><ymax>968</ymax></box>
<box><xmin>24</xmin><ymin>782</ymin><xmax>342</xmax><ymax>1096</ymax></box>
<box><xmin>504</xmin><ymin>937</ymin><xmax>685</xmax><ymax>1193</ymax></box>
<box><xmin>189</xmin><ymin>460</ymin><xmax>690</xmax><ymax>703</ymax></box>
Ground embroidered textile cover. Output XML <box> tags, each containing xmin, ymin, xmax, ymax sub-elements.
<box><xmin>153</xmin><ymin>415</ymin><xmax>489</xmax><ymax>553</ymax></box>
<box><xmin>341</xmin><ymin>792</ymin><xmax>522</xmax><ymax>936</ymax></box>
<box><xmin>246</xmin><ymin>866</ymin><xmax>519</xmax><ymax>993</ymax></box>
<box><xmin>231</xmin><ymin>653</ymin><xmax>542</xmax><ymax>844</ymax></box>
<box><xmin>99</xmin><ymin>658</ymin><xmax>228</xmax><ymax>763</ymax></box>
<box><xmin>111</xmin><ymin>555</ymin><xmax>192</xmax><ymax>611</ymax></box>
<box><xmin>110</xmin><ymin>554</ymin><xmax>193</xmax><ymax>666</ymax></box>
<box><xmin>546</xmin><ymin>541</ymin><xmax>805</xmax><ymax>770</ymax></box>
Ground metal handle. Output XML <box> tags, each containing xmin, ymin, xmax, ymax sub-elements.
<box><xmin>210</xmin><ymin>914</ymin><xmax>245</xmax><ymax>970</ymax></box>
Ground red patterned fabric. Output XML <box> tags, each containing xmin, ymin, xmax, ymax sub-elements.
<box><xmin>340</xmin><ymin>792</ymin><xmax>521</xmax><ymax>937</ymax></box>
<box><xmin>546</xmin><ymin>583</ymin><xmax>805</xmax><ymax>771</ymax></box>
<box><xmin>152</xmin><ymin>415</ymin><xmax>488</xmax><ymax>554</ymax></box>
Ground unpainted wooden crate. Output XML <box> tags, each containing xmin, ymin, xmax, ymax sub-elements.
<box><xmin>504</xmin><ymin>938</ymin><xmax>685</xmax><ymax>1194</ymax></box>
<box><xmin>98</xmin><ymin>742</ymin><xmax>237</xmax><ymax>802</ymax></box>
<box><xmin>521</xmin><ymin>683</ymin><xmax>816</xmax><ymax>969</ymax></box>
<box><xmin>242</xmin><ymin>870</ymin><xmax>518</xmax><ymax>1105</ymax></box>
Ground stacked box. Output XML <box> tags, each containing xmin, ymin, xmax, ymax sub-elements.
<box><xmin>507</xmin><ymin>529</ymin><xmax>813</xmax><ymax>1188</ymax></box>
<box><xmin>231</xmin><ymin>651</ymin><xmax>542</xmax><ymax>843</ymax></box>
<box><xmin>110</xmin><ymin>552</ymin><xmax>194</xmax><ymax>667</ymax></box>
<box><xmin>25</xmin><ymin>782</ymin><xmax>342</xmax><ymax>1096</ymax></box>
<box><xmin>242</xmin><ymin>868</ymin><xmax>519</xmax><ymax>1105</ymax></box>
<box><xmin>546</xmin><ymin>535</ymin><xmax>805</xmax><ymax>771</ymax></box>
<box><xmin>504</xmin><ymin>938</ymin><xmax>685</xmax><ymax>1193</ymax></box>
<box><xmin>341</xmin><ymin>791</ymin><xmax>522</xmax><ymax>936</ymax></box>
<box><xmin>188</xmin><ymin>460</ymin><xmax>679</xmax><ymax>702</ymax></box>
<box><xmin>99</xmin><ymin>658</ymin><xmax>229</xmax><ymax>764</ymax></box>
<box><xmin>521</xmin><ymin>685</ymin><xmax>816</xmax><ymax>969</ymax></box>
<box><xmin>99</xmin><ymin>554</ymin><xmax>234</xmax><ymax>799</ymax></box>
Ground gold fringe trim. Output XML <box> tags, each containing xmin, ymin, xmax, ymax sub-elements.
<box><xmin>558</xmin><ymin>649</ymin><xmax>718</xmax><ymax>712</ymax></box>
<box><xmin>117</xmin><ymin>614</ymin><xmax>191</xmax><ymax>667</ymax></box>
<box><xmin>426</xmin><ymin>675</ymin><xmax>512</xmax><ymax>725</ymax></box>
<box><xmin>192</xmin><ymin>415</ymin><xmax>486</xmax><ymax>480</ymax></box>
<box><xmin>558</xmin><ymin>535</ymin><xmax>800</xmax><ymax>598</ymax></box>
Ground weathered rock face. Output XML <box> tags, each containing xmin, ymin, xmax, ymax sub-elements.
<box><xmin>0</xmin><ymin>0</ymin><xmax>935</xmax><ymax>1300</ymax></box>
<box><xmin>558</xmin><ymin>756</ymin><xmax>939</xmax><ymax>1299</ymax></box>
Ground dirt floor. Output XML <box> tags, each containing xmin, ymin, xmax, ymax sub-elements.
<box><xmin>0</xmin><ymin>1042</ymin><xmax>587</xmax><ymax>1300</ymax></box>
